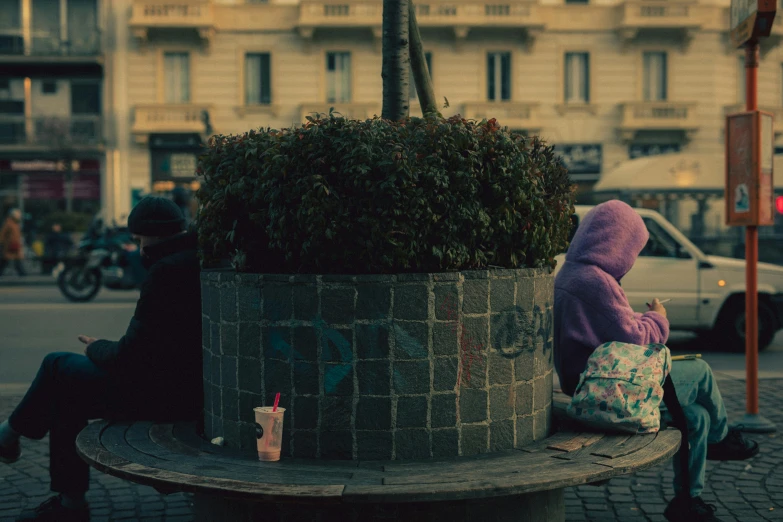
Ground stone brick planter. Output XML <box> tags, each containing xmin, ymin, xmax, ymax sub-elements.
<box><xmin>201</xmin><ymin>268</ymin><xmax>554</xmax><ymax>461</ymax></box>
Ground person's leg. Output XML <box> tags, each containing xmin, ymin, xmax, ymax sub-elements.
<box><xmin>6</xmin><ymin>352</ymin><xmax>111</xmax><ymax>499</ymax></box>
<box><xmin>668</xmin><ymin>359</ymin><xmax>729</xmax><ymax>446</ymax></box>
<box><xmin>14</xmin><ymin>258</ymin><xmax>26</xmax><ymax>276</ymax></box>
<box><xmin>663</xmin><ymin>359</ymin><xmax>755</xmax><ymax>522</ymax></box>
<box><xmin>671</xmin><ymin>402</ymin><xmax>710</xmax><ymax>498</ymax></box>
<box><xmin>0</xmin><ymin>258</ymin><xmax>7</xmax><ymax>276</ymax></box>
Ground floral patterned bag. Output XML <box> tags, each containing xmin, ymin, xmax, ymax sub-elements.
<box><xmin>567</xmin><ymin>342</ymin><xmax>672</xmax><ymax>434</ymax></box>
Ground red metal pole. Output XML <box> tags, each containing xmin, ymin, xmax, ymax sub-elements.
<box><xmin>745</xmin><ymin>42</ymin><xmax>759</xmax><ymax>416</ymax></box>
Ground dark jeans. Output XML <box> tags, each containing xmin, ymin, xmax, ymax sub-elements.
<box><xmin>8</xmin><ymin>352</ymin><xmax>113</xmax><ymax>495</ymax></box>
<box><xmin>0</xmin><ymin>259</ymin><xmax>26</xmax><ymax>276</ymax></box>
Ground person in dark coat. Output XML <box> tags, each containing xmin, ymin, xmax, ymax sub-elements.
<box><xmin>42</xmin><ymin>223</ymin><xmax>73</xmax><ymax>275</ymax></box>
<box><xmin>0</xmin><ymin>197</ymin><xmax>202</xmax><ymax>522</ymax></box>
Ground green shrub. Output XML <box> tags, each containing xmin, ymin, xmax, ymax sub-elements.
<box><xmin>196</xmin><ymin>113</ymin><xmax>575</xmax><ymax>274</ymax></box>
<box><xmin>40</xmin><ymin>211</ymin><xmax>93</xmax><ymax>233</ymax></box>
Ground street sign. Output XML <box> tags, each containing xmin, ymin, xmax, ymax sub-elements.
<box><xmin>725</xmin><ymin>110</ymin><xmax>775</xmax><ymax>226</ymax></box>
<box><xmin>730</xmin><ymin>0</ymin><xmax>777</xmax><ymax>47</ymax></box>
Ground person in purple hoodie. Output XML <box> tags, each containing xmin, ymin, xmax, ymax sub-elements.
<box><xmin>554</xmin><ymin>200</ymin><xmax>759</xmax><ymax>522</ymax></box>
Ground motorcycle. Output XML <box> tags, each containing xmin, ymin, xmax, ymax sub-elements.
<box><xmin>54</xmin><ymin>219</ymin><xmax>148</xmax><ymax>302</ymax></box>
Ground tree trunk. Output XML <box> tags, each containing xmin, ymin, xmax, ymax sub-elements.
<box><xmin>408</xmin><ymin>2</ymin><xmax>439</xmax><ymax>118</ymax></box>
<box><xmin>381</xmin><ymin>0</ymin><xmax>410</xmax><ymax>121</ymax></box>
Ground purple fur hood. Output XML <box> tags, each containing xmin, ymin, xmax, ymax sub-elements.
<box><xmin>554</xmin><ymin>200</ymin><xmax>670</xmax><ymax>396</ymax></box>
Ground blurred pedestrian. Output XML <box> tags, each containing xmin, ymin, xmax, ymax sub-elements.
<box><xmin>42</xmin><ymin>223</ymin><xmax>73</xmax><ymax>275</ymax></box>
<box><xmin>0</xmin><ymin>208</ymin><xmax>26</xmax><ymax>277</ymax></box>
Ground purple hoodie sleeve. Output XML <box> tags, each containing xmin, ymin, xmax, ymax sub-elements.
<box><xmin>599</xmin><ymin>275</ymin><xmax>670</xmax><ymax>345</ymax></box>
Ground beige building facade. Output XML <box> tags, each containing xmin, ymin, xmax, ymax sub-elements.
<box><xmin>107</xmin><ymin>0</ymin><xmax>783</xmax><ymax>224</ymax></box>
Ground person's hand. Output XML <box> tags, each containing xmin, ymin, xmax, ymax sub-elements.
<box><xmin>648</xmin><ymin>298</ymin><xmax>667</xmax><ymax>318</ymax></box>
<box><xmin>78</xmin><ymin>335</ymin><xmax>97</xmax><ymax>354</ymax></box>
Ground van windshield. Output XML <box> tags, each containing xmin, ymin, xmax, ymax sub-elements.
<box><xmin>641</xmin><ymin>217</ymin><xmax>688</xmax><ymax>258</ymax></box>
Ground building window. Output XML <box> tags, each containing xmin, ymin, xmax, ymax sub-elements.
<box><xmin>163</xmin><ymin>52</ymin><xmax>190</xmax><ymax>103</ymax></box>
<box><xmin>326</xmin><ymin>52</ymin><xmax>351</xmax><ymax>103</ymax></box>
<box><xmin>245</xmin><ymin>53</ymin><xmax>271</xmax><ymax>105</ymax></box>
<box><xmin>487</xmin><ymin>52</ymin><xmax>511</xmax><ymax>101</ymax></box>
<box><xmin>410</xmin><ymin>52</ymin><xmax>433</xmax><ymax>99</ymax></box>
<box><xmin>643</xmin><ymin>51</ymin><xmax>667</xmax><ymax>102</ymax></box>
<box><xmin>564</xmin><ymin>52</ymin><xmax>590</xmax><ymax>104</ymax></box>
<box><xmin>42</xmin><ymin>80</ymin><xmax>57</xmax><ymax>94</ymax></box>
<box><xmin>71</xmin><ymin>81</ymin><xmax>101</xmax><ymax>114</ymax></box>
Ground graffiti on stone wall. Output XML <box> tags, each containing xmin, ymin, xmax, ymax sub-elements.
<box><xmin>491</xmin><ymin>304</ymin><xmax>553</xmax><ymax>361</ymax></box>
<box><xmin>257</xmin><ymin>289</ymin><xmax>551</xmax><ymax>395</ymax></box>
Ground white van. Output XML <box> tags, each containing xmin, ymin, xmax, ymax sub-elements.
<box><xmin>555</xmin><ymin>205</ymin><xmax>783</xmax><ymax>351</ymax></box>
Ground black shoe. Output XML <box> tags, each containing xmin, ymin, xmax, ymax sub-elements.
<box><xmin>0</xmin><ymin>439</ymin><xmax>20</xmax><ymax>464</ymax></box>
<box><xmin>16</xmin><ymin>495</ymin><xmax>89</xmax><ymax>522</ymax></box>
<box><xmin>707</xmin><ymin>426</ymin><xmax>759</xmax><ymax>461</ymax></box>
<box><xmin>664</xmin><ymin>495</ymin><xmax>724</xmax><ymax>522</ymax></box>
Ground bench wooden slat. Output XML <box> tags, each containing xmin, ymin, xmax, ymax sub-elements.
<box><xmin>149</xmin><ymin>423</ymin><xmax>201</xmax><ymax>457</ymax></box>
<box><xmin>116</xmin><ymin>461</ymin><xmax>347</xmax><ymax>501</ymax></box>
<box><xmin>345</xmin><ymin>463</ymin><xmax>621</xmax><ymax>503</ymax></box>
<box><xmin>101</xmin><ymin>421</ymin><xmax>357</xmax><ymax>486</ymax></box>
<box><xmin>147</xmin><ymin>423</ymin><xmax>383</xmax><ymax>482</ymax></box>
<box><xmin>595</xmin><ymin>430</ymin><xmax>681</xmax><ymax>473</ymax></box>
<box><xmin>547</xmin><ymin>432</ymin><xmax>604</xmax><ymax>453</ymax></box>
<box><xmin>382</xmin><ymin>448</ymin><xmax>545</xmax><ymax>472</ymax></box>
<box><xmin>516</xmin><ymin>432</ymin><xmax>584</xmax><ymax>454</ymax></box>
<box><xmin>382</xmin><ymin>453</ymin><xmax>561</xmax><ymax>483</ymax></box>
<box><xmin>552</xmin><ymin>434</ymin><xmax>631</xmax><ymax>461</ymax></box>
<box><xmin>168</xmin><ymin>423</ymin><xmax>370</xmax><ymax>475</ymax></box>
<box><xmin>382</xmin><ymin>454</ymin><xmax>611</xmax><ymax>486</ymax></box>
<box><xmin>590</xmin><ymin>432</ymin><xmax>657</xmax><ymax>459</ymax></box>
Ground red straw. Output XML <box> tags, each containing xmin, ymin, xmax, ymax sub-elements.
<box><xmin>272</xmin><ymin>392</ymin><xmax>280</xmax><ymax>412</ymax></box>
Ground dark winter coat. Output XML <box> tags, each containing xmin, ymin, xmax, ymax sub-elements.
<box><xmin>86</xmin><ymin>232</ymin><xmax>203</xmax><ymax>421</ymax></box>
<box><xmin>44</xmin><ymin>232</ymin><xmax>73</xmax><ymax>259</ymax></box>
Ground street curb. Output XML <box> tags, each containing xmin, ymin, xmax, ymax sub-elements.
<box><xmin>0</xmin><ymin>278</ymin><xmax>56</xmax><ymax>287</ymax></box>
<box><xmin>714</xmin><ymin>370</ymin><xmax>783</xmax><ymax>380</ymax></box>
<box><xmin>0</xmin><ymin>384</ymin><xmax>29</xmax><ymax>395</ymax></box>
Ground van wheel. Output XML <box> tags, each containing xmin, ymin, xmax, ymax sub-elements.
<box><xmin>711</xmin><ymin>298</ymin><xmax>776</xmax><ymax>353</ymax></box>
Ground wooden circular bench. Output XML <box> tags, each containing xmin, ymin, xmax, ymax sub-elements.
<box><xmin>76</xmin><ymin>413</ymin><xmax>680</xmax><ymax>522</ymax></box>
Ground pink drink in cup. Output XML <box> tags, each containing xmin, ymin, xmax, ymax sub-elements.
<box><xmin>254</xmin><ymin>406</ymin><xmax>285</xmax><ymax>461</ymax></box>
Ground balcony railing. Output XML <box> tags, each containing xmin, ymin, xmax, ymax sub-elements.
<box><xmin>300</xmin><ymin>103</ymin><xmax>380</xmax><ymax>123</ymax></box>
<box><xmin>0</xmin><ymin>116</ymin><xmax>103</xmax><ymax>146</ymax></box>
<box><xmin>299</xmin><ymin>1</ymin><xmax>541</xmax><ymax>28</ymax></box>
<box><xmin>620</xmin><ymin>101</ymin><xmax>698</xmax><ymax>133</ymax></box>
<box><xmin>130</xmin><ymin>1</ymin><xmax>215</xmax><ymax>29</ymax></box>
<box><xmin>132</xmin><ymin>104</ymin><xmax>212</xmax><ymax>135</ymax></box>
<box><xmin>0</xmin><ymin>29</ymin><xmax>102</xmax><ymax>57</ymax></box>
<box><xmin>621</xmin><ymin>1</ymin><xmax>697</xmax><ymax>28</ymax></box>
<box><xmin>461</xmin><ymin>101</ymin><xmax>540</xmax><ymax>129</ymax></box>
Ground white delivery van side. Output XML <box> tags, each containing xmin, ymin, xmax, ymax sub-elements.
<box><xmin>554</xmin><ymin>205</ymin><xmax>783</xmax><ymax>351</ymax></box>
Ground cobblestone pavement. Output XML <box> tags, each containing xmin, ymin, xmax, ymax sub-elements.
<box><xmin>0</xmin><ymin>390</ymin><xmax>193</xmax><ymax>522</ymax></box>
<box><xmin>565</xmin><ymin>376</ymin><xmax>783</xmax><ymax>522</ymax></box>
<box><xmin>1</xmin><ymin>377</ymin><xmax>781</xmax><ymax>521</ymax></box>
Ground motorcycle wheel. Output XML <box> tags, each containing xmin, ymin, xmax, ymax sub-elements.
<box><xmin>57</xmin><ymin>265</ymin><xmax>102</xmax><ymax>302</ymax></box>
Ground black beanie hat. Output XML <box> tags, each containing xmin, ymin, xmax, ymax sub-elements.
<box><xmin>127</xmin><ymin>196</ymin><xmax>186</xmax><ymax>237</ymax></box>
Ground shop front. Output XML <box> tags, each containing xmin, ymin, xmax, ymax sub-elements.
<box><xmin>0</xmin><ymin>158</ymin><xmax>101</xmax><ymax>239</ymax></box>
<box><xmin>147</xmin><ymin>133</ymin><xmax>203</xmax><ymax>223</ymax></box>
<box><xmin>556</xmin><ymin>143</ymin><xmax>602</xmax><ymax>200</ymax></box>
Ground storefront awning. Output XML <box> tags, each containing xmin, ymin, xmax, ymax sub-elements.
<box><xmin>593</xmin><ymin>152</ymin><xmax>783</xmax><ymax>194</ymax></box>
